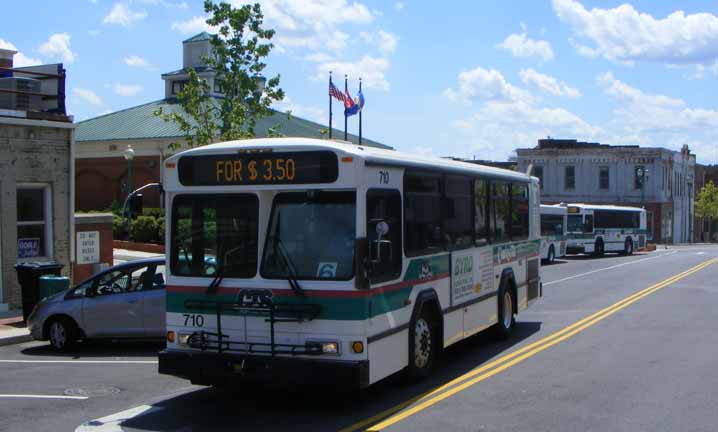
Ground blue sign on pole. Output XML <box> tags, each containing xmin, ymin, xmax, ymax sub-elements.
<box><xmin>18</xmin><ymin>238</ymin><xmax>40</xmax><ymax>258</ymax></box>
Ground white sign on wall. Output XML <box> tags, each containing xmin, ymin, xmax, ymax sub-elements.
<box><xmin>77</xmin><ymin>231</ymin><xmax>100</xmax><ymax>264</ymax></box>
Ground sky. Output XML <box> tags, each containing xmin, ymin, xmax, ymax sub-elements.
<box><xmin>2</xmin><ymin>0</ymin><xmax>718</xmax><ymax>164</ymax></box>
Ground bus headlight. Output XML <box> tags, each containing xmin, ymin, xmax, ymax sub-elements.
<box><xmin>178</xmin><ymin>333</ymin><xmax>192</xmax><ymax>346</ymax></box>
<box><xmin>306</xmin><ymin>340</ymin><xmax>340</xmax><ymax>355</ymax></box>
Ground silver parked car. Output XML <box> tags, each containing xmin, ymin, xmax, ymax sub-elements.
<box><xmin>27</xmin><ymin>258</ymin><xmax>166</xmax><ymax>350</ymax></box>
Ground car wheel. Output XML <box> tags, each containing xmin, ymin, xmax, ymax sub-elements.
<box><xmin>48</xmin><ymin>318</ymin><xmax>77</xmax><ymax>351</ymax></box>
<box><xmin>548</xmin><ymin>245</ymin><xmax>555</xmax><ymax>264</ymax></box>
<box><xmin>406</xmin><ymin>308</ymin><xmax>438</xmax><ymax>382</ymax></box>
<box><xmin>491</xmin><ymin>282</ymin><xmax>515</xmax><ymax>340</ymax></box>
<box><xmin>624</xmin><ymin>238</ymin><xmax>633</xmax><ymax>255</ymax></box>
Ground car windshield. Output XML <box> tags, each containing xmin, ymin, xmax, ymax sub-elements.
<box><xmin>170</xmin><ymin>194</ymin><xmax>259</xmax><ymax>278</ymax></box>
<box><xmin>262</xmin><ymin>191</ymin><xmax>356</xmax><ymax>281</ymax></box>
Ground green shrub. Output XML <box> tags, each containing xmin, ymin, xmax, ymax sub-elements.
<box><xmin>142</xmin><ymin>207</ymin><xmax>165</xmax><ymax>219</ymax></box>
<box><xmin>113</xmin><ymin>214</ymin><xmax>128</xmax><ymax>240</ymax></box>
<box><xmin>131</xmin><ymin>216</ymin><xmax>158</xmax><ymax>243</ymax></box>
<box><xmin>156</xmin><ymin>217</ymin><xmax>166</xmax><ymax>244</ymax></box>
<box><xmin>107</xmin><ymin>200</ymin><xmax>123</xmax><ymax>216</ymax></box>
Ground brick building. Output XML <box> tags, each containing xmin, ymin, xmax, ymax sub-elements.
<box><xmin>517</xmin><ymin>138</ymin><xmax>696</xmax><ymax>244</ymax></box>
<box><xmin>0</xmin><ymin>49</ymin><xmax>74</xmax><ymax>309</ymax></box>
<box><xmin>694</xmin><ymin>164</ymin><xmax>718</xmax><ymax>242</ymax></box>
<box><xmin>75</xmin><ymin>32</ymin><xmax>389</xmax><ymax>212</ymax></box>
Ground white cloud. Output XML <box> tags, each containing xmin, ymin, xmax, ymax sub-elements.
<box><xmin>394</xmin><ymin>2</ymin><xmax>404</xmax><ymax>11</ymax></box>
<box><xmin>519</xmin><ymin>68</ymin><xmax>580</xmax><ymax>98</ymax></box>
<box><xmin>103</xmin><ymin>3</ymin><xmax>147</xmax><ymax>26</ymax></box>
<box><xmin>497</xmin><ymin>32</ymin><xmax>554</xmax><ymax>61</ymax></box>
<box><xmin>254</xmin><ymin>0</ymin><xmax>373</xmax><ymax>32</ymax></box>
<box><xmin>170</xmin><ymin>15</ymin><xmax>217</xmax><ymax>34</ymax></box>
<box><xmin>135</xmin><ymin>0</ymin><xmax>188</xmax><ymax>8</ymax></box>
<box><xmin>316</xmin><ymin>55</ymin><xmax>391</xmax><ymax>90</ymax></box>
<box><xmin>0</xmin><ymin>39</ymin><xmax>42</xmax><ymax>67</ymax></box>
<box><xmin>443</xmin><ymin>65</ymin><xmax>600</xmax><ymax>161</ymax></box>
<box><xmin>112</xmin><ymin>83</ymin><xmax>143</xmax><ymax>96</ymax></box>
<box><xmin>443</xmin><ymin>66</ymin><xmax>533</xmax><ymax>105</ymax></box>
<box><xmin>123</xmin><ymin>54</ymin><xmax>155</xmax><ymax>70</ymax></box>
<box><xmin>554</xmin><ymin>0</ymin><xmax>718</xmax><ymax>65</ymax></box>
<box><xmin>38</xmin><ymin>33</ymin><xmax>76</xmax><ymax>64</ymax></box>
<box><xmin>273</xmin><ymin>96</ymin><xmax>326</xmax><ymax>124</ymax></box>
<box><xmin>73</xmin><ymin>88</ymin><xmax>103</xmax><ymax>106</ymax></box>
<box><xmin>358</xmin><ymin>30</ymin><xmax>398</xmax><ymax>54</ymax></box>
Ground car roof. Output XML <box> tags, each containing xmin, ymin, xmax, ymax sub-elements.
<box><xmin>73</xmin><ymin>257</ymin><xmax>165</xmax><ymax>289</ymax></box>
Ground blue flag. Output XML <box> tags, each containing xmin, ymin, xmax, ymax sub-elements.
<box><xmin>345</xmin><ymin>88</ymin><xmax>364</xmax><ymax>117</ymax></box>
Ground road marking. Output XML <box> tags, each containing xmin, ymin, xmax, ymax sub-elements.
<box><xmin>0</xmin><ymin>359</ymin><xmax>157</xmax><ymax>364</ymax></box>
<box><xmin>0</xmin><ymin>394</ymin><xmax>88</xmax><ymax>400</ymax></box>
<box><xmin>75</xmin><ymin>405</ymin><xmax>162</xmax><ymax>432</ymax></box>
<box><xmin>340</xmin><ymin>258</ymin><xmax>716</xmax><ymax>432</ymax></box>
<box><xmin>544</xmin><ymin>250</ymin><xmax>677</xmax><ymax>286</ymax></box>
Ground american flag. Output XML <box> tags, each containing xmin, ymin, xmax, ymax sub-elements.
<box><xmin>329</xmin><ymin>81</ymin><xmax>346</xmax><ymax>102</ymax></box>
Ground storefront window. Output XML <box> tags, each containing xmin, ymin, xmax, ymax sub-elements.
<box><xmin>17</xmin><ymin>186</ymin><xmax>51</xmax><ymax>259</ymax></box>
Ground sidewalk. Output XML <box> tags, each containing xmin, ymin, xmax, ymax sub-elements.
<box><xmin>0</xmin><ymin>311</ymin><xmax>31</xmax><ymax>347</ymax></box>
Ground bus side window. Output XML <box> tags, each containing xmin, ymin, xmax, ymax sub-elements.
<box><xmin>443</xmin><ymin>176</ymin><xmax>474</xmax><ymax>250</ymax></box>
<box><xmin>490</xmin><ymin>181</ymin><xmax>511</xmax><ymax>243</ymax></box>
<box><xmin>511</xmin><ymin>182</ymin><xmax>530</xmax><ymax>241</ymax></box>
<box><xmin>474</xmin><ymin>178</ymin><xmax>489</xmax><ymax>245</ymax></box>
<box><xmin>367</xmin><ymin>189</ymin><xmax>402</xmax><ymax>283</ymax></box>
<box><xmin>404</xmin><ymin>172</ymin><xmax>443</xmax><ymax>256</ymax></box>
<box><xmin>584</xmin><ymin>214</ymin><xmax>594</xmax><ymax>233</ymax></box>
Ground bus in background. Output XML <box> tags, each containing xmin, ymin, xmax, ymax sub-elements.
<box><xmin>158</xmin><ymin>138</ymin><xmax>542</xmax><ymax>389</ymax></box>
<box><xmin>540</xmin><ymin>204</ymin><xmax>567</xmax><ymax>264</ymax></box>
<box><xmin>565</xmin><ymin>204</ymin><xmax>647</xmax><ymax>256</ymax></box>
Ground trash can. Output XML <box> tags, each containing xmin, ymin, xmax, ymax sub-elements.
<box><xmin>14</xmin><ymin>262</ymin><xmax>64</xmax><ymax>321</ymax></box>
<box><xmin>38</xmin><ymin>275</ymin><xmax>70</xmax><ymax>299</ymax></box>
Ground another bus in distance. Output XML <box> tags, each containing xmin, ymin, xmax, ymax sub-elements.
<box><xmin>158</xmin><ymin>138</ymin><xmax>543</xmax><ymax>389</ymax></box>
<box><xmin>565</xmin><ymin>203</ymin><xmax>647</xmax><ymax>256</ymax></box>
<box><xmin>540</xmin><ymin>204</ymin><xmax>567</xmax><ymax>263</ymax></box>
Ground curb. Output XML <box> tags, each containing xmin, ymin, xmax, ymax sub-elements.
<box><xmin>0</xmin><ymin>333</ymin><xmax>33</xmax><ymax>347</ymax></box>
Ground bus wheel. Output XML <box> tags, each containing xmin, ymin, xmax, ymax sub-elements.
<box><xmin>491</xmin><ymin>282</ymin><xmax>515</xmax><ymax>340</ymax></box>
<box><xmin>624</xmin><ymin>238</ymin><xmax>633</xmax><ymax>255</ymax></box>
<box><xmin>406</xmin><ymin>308</ymin><xmax>437</xmax><ymax>381</ymax></box>
<box><xmin>593</xmin><ymin>239</ymin><xmax>604</xmax><ymax>257</ymax></box>
<box><xmin>547</xmin><ymin>245</ymin><xmax>555</xmax><ymax>264</ymax></box>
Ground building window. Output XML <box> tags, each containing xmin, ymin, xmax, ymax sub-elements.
<box><xmin>17</xmin><ymin>185</ymin><xmax>52</xmax><ymax>259</ymax></box>
<box><xmin>564</xmin><ymin>166</ymin><xmax>575</xmax><ymax>190</ymax></box>
<box><xmin>634</xmin><ymin>165</ymin><xmax>646</xmax><ymax>190</ymax></box>
<box><xmin>599</xmin><ymin>166</ymin><xmax>609</xmax><ymax>190</ymax></box>
<box><xmin>171</xmin><ymin>80</ymin><xmax>188</xmax><ymax>95</ymax></box>
<box><xmin>213</xmin><ymin>79</ymin><xmax>224</xmax><ymax>94</ymax></box>
<box><xmin>533</xmin><ymin>166</ymin><xmax>544</xmax><ymax>189</ymax></box>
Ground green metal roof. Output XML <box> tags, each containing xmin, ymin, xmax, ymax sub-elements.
<box><xmin>75</xmin><ymin>98</ymin><xmax>391</xmax><ymax>149</ymax></box>
<box><xmin>183</xmin><ymin>32</ymin><xmax>212</xmax><ymax>43</ymax></box>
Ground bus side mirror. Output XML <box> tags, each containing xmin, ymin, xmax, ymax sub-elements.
<box><xmin>129</xmin><ymin>194</ymin><xmax>143</xmax><ymax>217</ymax></box>
<box><xmin>371</xmin><ymin>221</ymin><xmax>392</xmax><ymax>264</ymax></box>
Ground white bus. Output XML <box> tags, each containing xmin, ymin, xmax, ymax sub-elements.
<box><xmin>565</xmin><ymin>203</ymin><xmax>647</xmax><ymax>256</ymax></box>
<box><xmin>158</xmin><ymin>138</ymin><xmax>542</xmax><ymax>389</ymax></box>
<box><xmin>540</xmin><ymin>204</ymin><xmax>567</xmax><ymax>263</ymax></box>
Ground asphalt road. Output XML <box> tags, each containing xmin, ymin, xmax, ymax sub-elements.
<box><xmin>1</xmin><ymin>245</ymin><xmax>717</xmax><ymax>432</ymax></box>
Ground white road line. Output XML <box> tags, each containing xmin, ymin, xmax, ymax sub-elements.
<box><xmin>75</xmin><ymin>405</ymin><xmax>162</xmax><ymax>432</ymax></box>
<box><xmin>0</xmin><ymin>394</ymin><xmax>88</xmax><ymax>400</ymax></box>
<box><xmin>544</xmin><ymin>250</ymin><xmax>678</xmax><ymax>287</ymax></box>
<box><xmin>0</xmin><ymin>359</ymin><xmax>157</xmax><ymax>364</ymax></box>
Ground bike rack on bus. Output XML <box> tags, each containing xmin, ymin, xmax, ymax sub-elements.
<box><xmin>183</xmin><ymin>299</ymin><xmax>322</xmax><ymax>356</ymax></box>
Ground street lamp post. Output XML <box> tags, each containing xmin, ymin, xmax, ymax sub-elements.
<box><xmin>123</xmin><ymin>145</ymin><xmax>135</xmax><ymax>237</ymax></box>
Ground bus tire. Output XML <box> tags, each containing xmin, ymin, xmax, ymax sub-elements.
<box><xmin>491</xmin><ymin>281</ymin><xmax>515</xmax><ymax>340</ymax></box>
<box><xmin>547</xmin><ymin>245</ymin><xmax>555</xmax><ymax>264</ymax></box>
<box><xmin>624</xmin><ymin>238</ymin><xmax>633</xmax><ymax>255</ymax></box>
<box><xmin>406</xmin><ymin>307</ymin><xmax>438</xmax><ymax>382</ymax></box>
<box><xmin>593</xmin><ymin>239</ymin><xmax>604</xmax><ymax>257</ymax></box>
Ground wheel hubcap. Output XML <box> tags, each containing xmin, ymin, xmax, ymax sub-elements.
<box><xmin>503</xmin><ymin>292</ymin><xmax>513</xmax><ymax>329</ymax></box>
<box><xmin>414</xmin><ymin>318</ymin><xmax>432</xmax><ymax>369</ymax></box>
<box><xmin>50</xmin><ymin>323</ymin><xmax>66</xmax><ymax>348</ymax></box>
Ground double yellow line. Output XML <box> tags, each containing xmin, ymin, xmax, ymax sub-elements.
<box><xmin>341</xmin><ymin>257</ymin><xmax>717</xmax><ymax>432</ymax></box>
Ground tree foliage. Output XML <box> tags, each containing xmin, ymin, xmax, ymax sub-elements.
<box><xmin>156</xmin><ymin>1</ymin><xmax>284</xmax><ymax>150</ymax></box>
<box><xmin>696</xmin><ymin>181</ymin><xmax>718</xmax><ymax>219</ymax></box>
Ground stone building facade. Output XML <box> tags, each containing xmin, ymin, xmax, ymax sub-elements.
<box><xmin>517</xmin><ymin>139</ymin><xmax>695</xmax><ymax>244</ymax></box>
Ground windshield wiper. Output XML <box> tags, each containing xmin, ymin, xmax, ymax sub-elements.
<box><xmin>268</xmin><ymin>234</ymin><xmax>304</xmax><ymax>296</ymax></box>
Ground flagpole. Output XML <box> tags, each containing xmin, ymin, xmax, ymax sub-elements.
<box><xmin>358</xmin><ymin>77</ymin><xmax>362</xmax><ymax>145</ymax></box>
<box><xmin>328</xmin><ymin>71</ymin><xmax>333</xmax><ymax>139</ymax></box>
<box><xmin>344</xmin><ymin>74</ymin><xmax>348</xmax><ymax>142</ymax></box>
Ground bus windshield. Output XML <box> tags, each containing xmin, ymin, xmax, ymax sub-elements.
<box><xmin>262</xmin><ymin>191</ymin><xmax>356</xmax><ymax>281</ymax></box>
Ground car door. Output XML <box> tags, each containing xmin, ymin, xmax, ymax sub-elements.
<box><xmin>141</xmin><ymin>264</ymin><xmax>166</xmax><ymax>337</ymax></box>
<box><xmin>82</xmin><ymin>265</ymin><xmax>146</xmax><ymax>338</ymax></box>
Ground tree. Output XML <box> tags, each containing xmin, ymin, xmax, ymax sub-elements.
<box><xmin>157</xmin><ymin>1</ymin><xmax>284</xmax><ymax>150</ymax></box>
<box><xmin>695</xmin><ymin>181</ymin><xmax>718</xmax><ymax>241</ymax></box>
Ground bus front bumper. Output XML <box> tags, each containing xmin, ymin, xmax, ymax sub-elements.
<box><xmin>159</xmin><ymin>349</ymin><xmax>370</xmax><ymax>389</ymax></box>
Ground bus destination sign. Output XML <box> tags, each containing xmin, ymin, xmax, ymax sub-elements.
<box><xmin>178</xmin><ymin>151</ymin><xmax>339</xmax><ymax>186</ymax></box>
